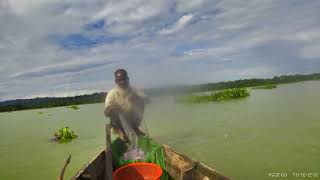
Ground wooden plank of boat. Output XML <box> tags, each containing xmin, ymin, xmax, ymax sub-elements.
<box><xmin>72</xmin><ymin>124</ymin><xmax>113</xmax><ymax>180</ymax></box>
<box><xmin>72</xmin><ymin>150</ymin><xmax>106</xmax><ymax>180</ymax></box>
<box><xmin>72</xmin><ymin>144</ymin><xmax>230</xmax><ymax>180</ymax></box>
<box><xmin>71</xmin><ymin>123</ymin><xmax>230</xmax><ymax>180</ymax></box>
<box><xmin>162</xmin><ymin>145</ymin><xmax>230</xmax><ymax>180</ymax></box>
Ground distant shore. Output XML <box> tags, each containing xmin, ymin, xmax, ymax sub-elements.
<box><xmin>1</xmin><ymin>72</ymin><xmax>320</xmax><ymax>112</ymax></box>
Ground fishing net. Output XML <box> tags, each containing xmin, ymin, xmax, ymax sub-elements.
<box><xmin>110</xmin><ymin>112</ymin><xmax>148</xmax><ymax>160</ymax></box>
<box><xmin>110</xmin><ymin>112</ymin><xmax>171</xmax><ymax>180</ymax></box>
<box><xmin>111</xmin><ymin>136</ymin><xmax>170</xmax><ymax>180</ymax></box>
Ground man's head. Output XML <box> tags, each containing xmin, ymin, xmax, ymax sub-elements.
<box><xmin>114</xmin><ymin>69</ymin><xmax>129</xmax><ymax>89</ymax></box>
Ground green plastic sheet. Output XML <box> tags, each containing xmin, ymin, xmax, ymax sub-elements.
<box><xmin>111</xmin><ymin>136</ymin><xmax>171</xmax><ymax>180</ymax></box>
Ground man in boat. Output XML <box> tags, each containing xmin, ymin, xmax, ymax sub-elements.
<box><xmin>104</xmin><ymin>69</ymin><xmax>151</xmax><ymax>141</ymax></box>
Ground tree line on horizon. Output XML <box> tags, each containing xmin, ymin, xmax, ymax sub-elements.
<box><xmin>1</xmin><ymin>73</ymin><xmax>320</xmax><ymax>112</ymax></box>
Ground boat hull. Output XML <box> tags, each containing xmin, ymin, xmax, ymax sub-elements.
<box><xmin>72</xmin><ymin>144</ymin><xmax>230</xmax><ymax>180</ymax></box>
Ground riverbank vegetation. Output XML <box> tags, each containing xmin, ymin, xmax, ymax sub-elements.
<box><xmin>1</xmin><ymin>73</ymin><xmax>320</xmax><ymax>112</ymax></box>
<box><xmin>53</xmin><ymin>127</ymin><xmax>78</xmax><ymax>143</ymax></box>
<box><xmin>176</xmin><ymin>88</ymin><xmax>250</xmax><ymax>103</ymax></box>
<box><xmin>0</xmin><ymin>93</ymin><xmax>105</xmax><ymax>112</ymax></box>
<box><xmin>252</xmin><ymin>84</ymin><xmax>277</xmax><ymax>89</ymax></box>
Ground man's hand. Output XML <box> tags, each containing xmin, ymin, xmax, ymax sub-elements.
<box><xmin>104</xmin><ymin>104</ymin><xmax>121</xmax><ymax>117</ymax></box>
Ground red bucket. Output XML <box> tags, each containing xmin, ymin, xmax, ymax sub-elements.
<box><xmin>113</xmin><ymin>162</ymin><xmax>163</xmax><ymax>180</ymax></box>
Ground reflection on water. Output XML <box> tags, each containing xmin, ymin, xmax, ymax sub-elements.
<box><xmin>0</xmin><ymin>81</ymin><xmax>320</xmax><ymax>179</ymax></box>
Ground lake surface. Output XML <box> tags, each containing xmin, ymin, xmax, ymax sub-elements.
<box><xmin>1</xmin><ymin>81</ymin><xmax>320</xmax><ymax>179</ymax></box>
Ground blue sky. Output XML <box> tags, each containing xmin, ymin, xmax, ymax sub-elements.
<box><xmin>0</xmin><ymin>0</ymin><xmax>320</xmax><ymax>101</ymax></box>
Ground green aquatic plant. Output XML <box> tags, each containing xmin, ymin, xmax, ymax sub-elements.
<box><xmin>67</xmin><ymin>105</ymin><xmax>79</xmax><ymax>110</ymax></box>
<box><xmin>212</xmin><ymin>88</ymin><xmax>250</xmax><ymax>101</ymax></box>
<box><xmin>38</xmin><ymin>112</ymin><xmax>44</xmax><ymax>115</ymax></box>
<box><xmin>176</xmin><ymin>88</ymin><xmax>250</xmax><ymax>103</ymax></box>
<box><xmin>54</xmin><ymin>127</ymin><xmax>78</xmax><ymax>143</ymax></box>
<box><xmin>252</xmin><ymin>84</ymin><xmax>277</xmax><ymax>89</ymax></box>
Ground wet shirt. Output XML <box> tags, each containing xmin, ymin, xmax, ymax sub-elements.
<box><xmin>104</xmin><ymin>86</ymin><xmax>148</xmax><ymax>123</ymax></box>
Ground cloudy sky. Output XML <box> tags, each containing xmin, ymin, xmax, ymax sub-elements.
<box><xmin>0</xmin><ymin>0</ymin><xmax>320</xmax><ymax>101</ymax></box>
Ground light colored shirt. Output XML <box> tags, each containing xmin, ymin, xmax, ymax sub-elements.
<box><xmin>104</xmin><ymin>85</ymin><xmax>148</xmax><ymax>121</ymax></box>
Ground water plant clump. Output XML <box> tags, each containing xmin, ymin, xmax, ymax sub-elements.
<box><xmin>252</xmin><ymin>84</ymin><xmax>277</xmax><ymax>89</ymax></box>
<box><xmin>176</xmin><ymin>88</ymin><xmax>250</xmax><ymax>103</ymax></box>
<box><xmin>67</xmin><ymin>105</ymin><xmax>79</xmax><ymax>110</ymax></box>
<box><xmin>212</xmin><ymin>88</ymin><xmax>250</xmax><ymax>101</ymax></box>
<box><xmin>54</xmin><ymin>127</ymin><xmax>78</xmax><ymax>143</ymax></box>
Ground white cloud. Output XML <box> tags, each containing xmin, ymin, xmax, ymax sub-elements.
<box><xmin>176</xmin><ymin>0</ymin><xmax>207</xmax><ymax>13</ymax></box>
<box><xmin>96</xmin><ymin>0</ymin><xmax>172</xmax><ymax>34</ymax></box>
<box><xmin>290</xmin><ymin>30</ymin><xmax>320</xmax><ymax>42</ymax></box>
<box><xmin>0</xmin><ymin>0</ymin><xmax>320</xmax><ymax>101</ymax></box>
<box><xmin>159</xmin><ymin>14</ymin><xmax>193</xmax><ymax>35</ymax></box>
<box><xmin>97</xmin><ymin>0</ymin><xmax>167</xmax><ymax>23</ymax></box>
<box><xmin>301</xmin><ymin>45</ymin><xmax>320</xmax><ymax>59</ymax></box>
<box><xmin>179</xmin><ymin>32</ymin><xmax>272</xmax><ymax>60</ymax></box>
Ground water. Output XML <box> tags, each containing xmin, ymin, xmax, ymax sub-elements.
<box><xmin>1</xmin><ymin>81</ymin><xmax>320</xmax><ymax>179</ymax></box>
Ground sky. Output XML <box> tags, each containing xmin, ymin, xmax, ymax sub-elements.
<box><xmin>0</xmin><ymin>0</ymin><xmax>320</xmax><ymax>101</ymax></box>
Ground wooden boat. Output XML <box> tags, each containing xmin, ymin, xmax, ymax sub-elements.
<box><xmin>71</xmin><ymin>124</ymin><xmax>231</xmax><ymax>180</ymax></box>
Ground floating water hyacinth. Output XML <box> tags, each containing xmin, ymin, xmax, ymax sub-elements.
<box><xmin>212</xmin><ymin>88</ymin><xmax>250</xmax><ymax>101</ymax></box>
<box><xmin>176</xmin><ymin>88</ymin><xmax>250</xmax><ymax>103</ymax></box>
<box><xmin>53</xmin><ymin>127</ymin><xmax>78</xmax><ymax>143</ymax></box>
<box><xmin>67</xmin><ymin>105</ymin><xmax>79</xmax><ymax>110</ymax></box>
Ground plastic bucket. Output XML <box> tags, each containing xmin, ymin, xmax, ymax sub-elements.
<box><xmin>113</xmin><ymin>162</ymin><xmax>163</xmax><ymax>180</ymax></box>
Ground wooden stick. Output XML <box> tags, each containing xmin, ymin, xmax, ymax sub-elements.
<box><xmin>105</xmin><ymin>123</ymin><xmax>113</xmax><ymax>180</ymax></box>
<box><xmin>58</xmin><ymin>154</ymin><xmax>71</xmax><ymax>180</ymax></box>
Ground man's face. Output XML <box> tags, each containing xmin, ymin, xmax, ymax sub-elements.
<box><xmin>115</xmin><ymin>72</ymin><xmax>129</xmax><ymax>89</ymax></box>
